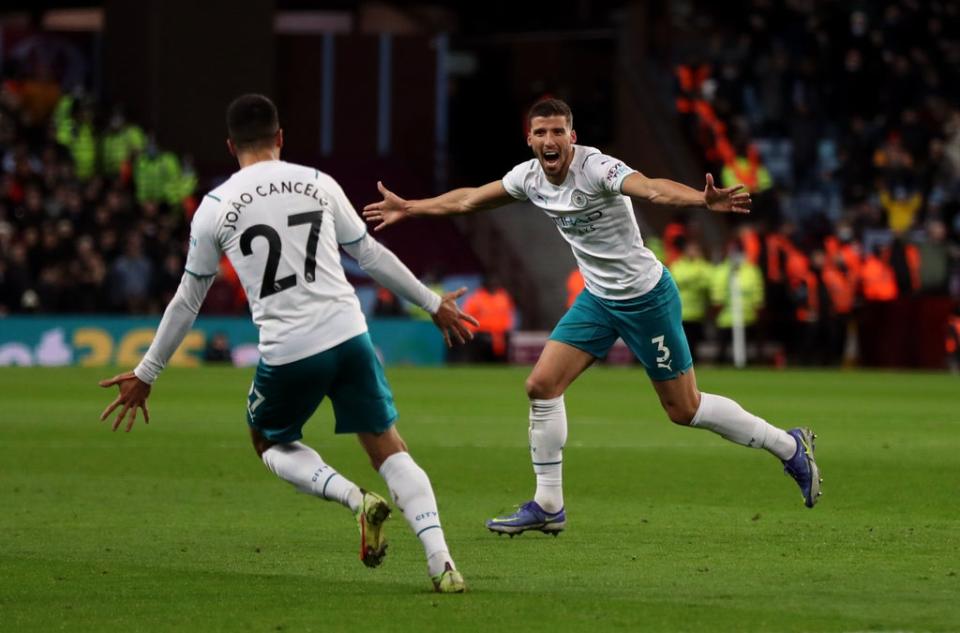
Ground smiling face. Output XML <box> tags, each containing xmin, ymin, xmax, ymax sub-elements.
<box><xmin>527</xmin><ymin>114</ymin><xmax>577</xmax><ymax>184</ymax></box>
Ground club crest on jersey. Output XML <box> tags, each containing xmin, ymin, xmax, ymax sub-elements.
<box><xmin>571</xmin><ymin>189</ymin><xmax>588</xmax><ymax>208</ymax></box>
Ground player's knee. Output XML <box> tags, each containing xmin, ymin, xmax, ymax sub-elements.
<box><xmin>368</xmin><ymin>445</ymin><xmax>405</xmax><ymax>471</ymax></box>
<box><xmin>525</xmin><ymin>375</ymin><xmax>561</xmax><ymax>400</ymax></box>
<box><xmin>359</xmin><ymin>429</ymin><xmax>407</xmax><ymax>471</ymax></box>
<box><xmin>250</xmin><ymin>428</ymin><xmax>275</xmax><ymax>458</ymax></box>
<box><xmin>663</xmin><ymin>400</ymin><xmax>698</xmax><ymax>426</ymax></box>
<box><xmin>252</xmin><ymin>440</ymin><xmax>272</xmax><ymax>458</ymax></box>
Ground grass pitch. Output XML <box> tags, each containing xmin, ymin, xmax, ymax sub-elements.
<box><xmin>1</xmin><ymin>365</ymin><xmax>958</xmax><ymax>632</ymax></box>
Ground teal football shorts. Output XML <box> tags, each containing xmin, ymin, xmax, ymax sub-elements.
<box><xmin>246</xmin><ymin>332</ymin><xmax>398</xmax><ymax>442</ymax></box>
<box><xmin>549</xmin><ymin>267</ymin><xmax>693</xmax><ymax>381</ymax></box>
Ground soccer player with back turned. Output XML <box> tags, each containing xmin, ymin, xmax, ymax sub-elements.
<box><xmin>364</xmin><ymin>98</ymin><xmax>821</xmax><ymax>536</ymax></box>
<box><xmin>98</xmin><ymin>94</ymin><xmax>473</xmax><ymax>592</ymax></box>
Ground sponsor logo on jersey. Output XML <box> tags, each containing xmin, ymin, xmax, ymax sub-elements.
<box><xmin>605</xmin><ymin>162</ymin><xmax>630</xmax><ymax>186</ymax></box>
<box><xmin>553</xmin><ymin>209</ymin><xmax>603</xmax><ymax>234</ymax></box>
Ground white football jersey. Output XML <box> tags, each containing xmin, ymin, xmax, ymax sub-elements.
<box><xmin>186</xmin><ymin>160</ymin><xmax>368</xmax><ymax>364</ymax></box>
<box><xmin>502</xmin><ymin>145</ymin><xmax>663</xmax><ymax>300</ymax></box>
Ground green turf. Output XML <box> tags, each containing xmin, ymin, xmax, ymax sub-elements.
<box><xmin>1</xmin><ymin>365</ymin><xmax>958</xmax><ymax>632</ymax></box>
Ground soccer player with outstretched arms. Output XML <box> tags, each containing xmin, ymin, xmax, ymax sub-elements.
<box><xmin>364</xmin><ymin>98</ymin><xmax>821</xmax><ymax>537</ymax></box>
<box><xmin>99</xmin><ymin>94</ymin><xmax>474</xmax><ymax>592</ymax></box>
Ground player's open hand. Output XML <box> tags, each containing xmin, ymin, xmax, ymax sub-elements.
<box><xmin>432</xmin><ymin>287</ymin><xmax>480</xmax><ymax>348</ymax></box>
<box><xmin>363</xmin><ymin>181</ymin><xmax>410</xmax><ymax>231</ymax></box>
<box><xmin>99</xmin><ymin>370</ymin><xmax>151</xmax><ymax>432</ymax></box>
<box><xmin>704</xmin><ymin>173</ymin><xmax>751</xmax><ymax>213</ymax></box>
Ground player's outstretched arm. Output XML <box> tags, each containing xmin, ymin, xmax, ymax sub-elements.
<box><xmin>621</xmin><ymin>172</ymin><xmax>751</xmax><ymax>213</ymax></box>
<box><xmin>362</xmin><ymin>180</ymin><xmax>513</xmax><ymax>231</ymax></box>
<box><xmin>98</xmin><ymin>273</ymin><xmax>214</xmax><ymax>432</ymax></box>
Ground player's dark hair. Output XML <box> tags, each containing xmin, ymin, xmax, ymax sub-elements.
<box><xmin>527</xmin><ymin>98</ymin><xmax>573</xmax><ymax>127</ymax></box>
<box><xmin>227</xmin><ymin>94</ymin><xmax>279</xmax><ymax>151</ymax></box>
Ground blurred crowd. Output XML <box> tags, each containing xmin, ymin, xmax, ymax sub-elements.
<box><xmin>0</xmin><ymin>74</ymin><xmax>197</xmax><ymax>315</ymax></box>
<box><xmin>673</xmin><ymin>0</ymin><xmax>960</xmax><ymax>231</ymax></box>
<box><xmin>668</xmin><ymin>0</ymin><xmax>960</xmax><ymax>367</ymax></box>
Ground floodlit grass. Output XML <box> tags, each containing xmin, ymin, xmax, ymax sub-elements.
<box><xmin>1</xmin><ymin>365</ymin><xmax>958</xmax><ymax>632</ymax></box>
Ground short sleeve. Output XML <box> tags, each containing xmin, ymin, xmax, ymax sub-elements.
<box><xmin>184</xmin><ymin>197</ymin><xmax>222</xmax><ymax>277</ymax></box>
<box><xmin>583</xmin><ymin>153</ymin><xmax>636</xmax><ymax>194</ymax></box>
<box><xmin>502</xmin><ymin>161</ymin><xmax>531</xmax><ymax>201</ymax></box>
<box><xmin>323</xmin><ymin>176</ymin><xmax>367</xmax><ymax>245</ymax></box>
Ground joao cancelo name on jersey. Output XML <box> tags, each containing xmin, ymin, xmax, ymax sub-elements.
<box><xmin>223</xmin><ymin>180</ymin><xmax>330</xmax><ymax>231</ymax></box>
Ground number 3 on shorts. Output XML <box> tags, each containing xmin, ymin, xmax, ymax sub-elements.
<box><xmin>651</xmin><ymin>334</ymin><xmax>672</xmax><ymax>370</ymax></box>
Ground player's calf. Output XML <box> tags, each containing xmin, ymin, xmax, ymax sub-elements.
<box><xmin>377</xmin><ymin>448</ymin><xmax>464</xmax><ymax>591</ymax></box>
